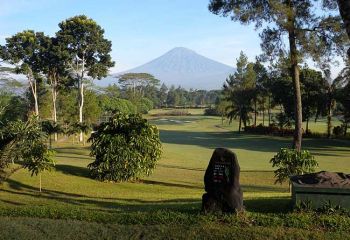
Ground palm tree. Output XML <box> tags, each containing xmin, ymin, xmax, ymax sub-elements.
<box><xmin>41</xmin><ymin>120</ymin><xmax>62</xmax><ymax>149</ymax></box>
<box><xmin>226</xmin><ymin>88</ymin><xmax>254</xmax><ymax>133</ymax></box>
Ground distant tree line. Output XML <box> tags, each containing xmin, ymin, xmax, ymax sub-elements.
<box><xmin>209</xmin><ymin>51</ymin><xmax>350</xmax><ymax>138</ymax></box>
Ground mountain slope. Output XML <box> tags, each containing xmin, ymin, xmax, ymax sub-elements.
<box><xmin>104</xmin><ymin>47</ymin><xmax>235</xmax><ymax>90</ymax></box>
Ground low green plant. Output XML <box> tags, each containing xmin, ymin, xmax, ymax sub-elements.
<box><xmin>88</xmin><ymin>113</ymin><xmax>162</xmax><ymax>182</ymax></box>
<box><xmin>0</xmin><ymin>116</ymin><xmax>55</xmax><ymax>191</ymax></box>
<box><xmin>270</xmin><ymin>148</ymin><xmax>318</xmax><ymax>184</ymax></box>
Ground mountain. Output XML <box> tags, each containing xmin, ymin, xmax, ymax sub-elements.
<box><xmin>102</xmin><ymin>47</ymin><xmax>235</xmax><ymax>90</ymax></box>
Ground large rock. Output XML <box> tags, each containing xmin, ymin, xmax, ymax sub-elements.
<box><xmin>202</xmin><ymin>148</ymin><xmax>243</xmax><ymax>213</ymax></box>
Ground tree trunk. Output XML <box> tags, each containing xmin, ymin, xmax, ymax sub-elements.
<box><xmin>238</xmin><ymin>115</ymin><xmax>242</xmax><ymax>133</ymax></box>
<box><xmin>52</xmin><ymin>87</ymin><xmax>58</xmax><ymax>142</ymax></box>
<box><xmin>288</xmin><ymin>16</ymin><xmax>303</xmax><ymax>152</ymax></box>
<box><xmin>27</xmin><ymin>70</ymin><xmax>39</xmax><ymax>116</ymax></box>
<box><xmin>262</xmin><ymin>106</ymin><xmax>265</xmax><ymax>126</ymax></box>
<box><xmin>78</xmin><ymin>56</ymin><xmax>85</xmax><ymax>143</ymax></box>
<box><xmin>268</xmin><ymin>95</ymin><xmax>271</xmax><ymax>126</ymax></box>
<box><xmin>52</xmin><ymin>77</ymin><xmax>58</xmax><ymax>142</ymax></box>
<box><xmin>39</xmin><ymin>173</ymin><xmax>42</xmax><ymax>192</ymax></box>
<box><xmin>79</xmin><ymin>81</ymin><xmax>84</xmax><ymax>142</ymax></box>
<box><xmin>327</xmin><ymin>106</ymin><xmax>332</xmax><ymax>138</ymax></box>
<box><xmin>344</xmin><ymin>123</ymin><xmax>348</xmax><ymax>136</ymax></box>
<box><xmin>254</xmin><ymin>98</ymin><xmax>257</xmax><ymax>126</ymax></box>
<box><xmin>337</xmin><ymin>0</ymin><xmax>350</xmax><ymax>57</ymax></box>
<box><xmin>34</xmin><ymin>95</ymin><xmax>39</xmax><ymax>116</ymax></box>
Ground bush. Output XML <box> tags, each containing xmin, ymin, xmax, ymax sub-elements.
<box><xmin>137</xmin><ymin>98</ymin><xmax>154</xmax><ymax>114</ymax></box>
<box><xmin>270</xmin><ymin>148</ymin><xmax>318</xmax><ymax>184</ymax></box>
<box><xmin>204</xmin><ymin>108</ymin><xmax>220</xmax><ymax>116</ymax></box>
<box><xmin>88</xmin><ymin>113</ymin><xmax>162</xmax><ymax>182</ymax></box>
<box><xmin>102</xmin><ymin>98</ymin><xmax>137</xmax><ymax>115</ymax></box>
<box><xmin>333</xmin><ymin>126</ymin><xmax>344</xmax><ymax>137</ymax></box>
<box><xmin>244</xmin><ymin>124</ymin><xmax>294</xmax><ymax>136</ymax></box>
<box><xmin>0</xmin><ymin>116</ymin><xmax>55</xmax><ymax>190</ymax></box>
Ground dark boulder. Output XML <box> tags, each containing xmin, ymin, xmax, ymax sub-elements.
<box><xmin>202</xmin><ymin>148</ymin><xmax>243</xmax><ymax>213</ymax></box>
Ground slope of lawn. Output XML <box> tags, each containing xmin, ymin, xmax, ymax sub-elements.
<box><xmin>0</xmin><ymin>109</ymin><xmax>350</xmax><ymax>239</ymax></box>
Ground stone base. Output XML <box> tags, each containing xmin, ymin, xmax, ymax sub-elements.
<box><xmin>202</xmin><ymin>193</ymin><xmax>242</xmax><ymax>214</ymax></box>
<box><xmin>292</xmin><ymin>184</ymin><xmax>350</xmax><ymax>210</ymax></box>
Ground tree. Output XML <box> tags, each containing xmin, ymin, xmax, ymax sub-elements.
<box><xmin>0</xmin><ymin>116</ymin><xmax>55</xmax><ymax>191</ymax></box>
<box><xmin>226</xmin><ymin>87</ymin><xmax>254</xmax><ymax>132</ymax></box>
<box><xmin>166</xmin><ymin>85</ymin><xmax>180</xmax><ymax>107</ymax></box>
<box><xmin>41</xmin><ymin>120</ymin><xmax>61</xmax><ymax>148</ymax></box>
<box><xmin>117</xmin><ymin>73</ymin><xmax>160</xmax><ymax>99</ymax></box>
<box><xmin>223</xmin><ymin>51</ymin><xmax>255</xmax><ymax>132</ymax></box>
<box><xmin>56</xmin><ymin>15</ymin><xmax>114</xmax><ymax>142</ymax></box>
<box><xmin>88</xmin><ymin>113</ymin><xmax>162</xmax><ymax>182</ymax></box>
<box><xmin>270</xmin><ymin>148</ymin><xmax>318</xmax><ymax>186</ymax></box>
<box><xmin>299</xmin><ymin>67</ymin><xmax>326</xmax><ymax>133</ymax></box>
<box><xmin>338</xmin><ymin>83</ymin><xmax>350</xmax><ymax>135</ymax></box>
<box><xmin>337</xmin><ymin>0</ymin><xmax>350</xmax><ymax>57</ymax></box>
<box><xmin>1</xmin><ymin>31</ymin><xmax>50</xmax><ymax>116</ymax></box>
<box><xmin>317</xmin><ymin>69</ymin><xmax>345</xmax><ymax>138</ymax></box>
<box><xmin>158</xmin><ymin>83</ymin><xmax>168</xmax><ymax>107</ymax></box>
<box><xmin>40</xmin><ymin>36</ymin><xmax>70</xmax><ymax>141</ymax></box>
<box><xmin>253</xmin><ymin>61</ymin><xmax>269</xmax><ymax>125</ymax></box>
<box><xmin>209</xmin><ymin>0</ymin><xmax>346</xmax><ymax>151</ymax></box>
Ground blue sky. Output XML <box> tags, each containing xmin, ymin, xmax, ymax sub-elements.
<box><xmin>0</xmin><ymin>0</ymin><xmax>262</xmax><ymax>73</ymax></box>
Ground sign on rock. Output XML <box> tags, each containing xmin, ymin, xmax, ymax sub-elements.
<box><xmin>202</xmin><ymin>148</ymin><xmax>244</xmax><ymax>213</ymax></box>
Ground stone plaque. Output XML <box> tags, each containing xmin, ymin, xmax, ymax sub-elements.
<box><xmin>202</xmin><ymin>148</ymin><xmax>243</xmax><ymax>213</ymax></box>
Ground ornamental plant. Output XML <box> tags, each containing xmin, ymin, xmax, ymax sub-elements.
<box><xmin>270</xmin><ymin>148</ymin><xmax>318</xmax><ymax>184</ymax></box>
<box><xmin>0</xmin><ymin>116</ymin><xmax>55</xmax><ymax>191</ymax></box>
<box><xmin>88</xmin><ymin>113</ymin><xmax>162</xmax><ymax>182</ymax></box>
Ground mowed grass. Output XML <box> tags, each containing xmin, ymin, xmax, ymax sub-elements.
<box><xmin>1</xmin><ymin>109</ymin><xmax>350</xmax><ymax>239</ymax></box>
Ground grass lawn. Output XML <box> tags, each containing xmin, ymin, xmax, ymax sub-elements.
<box><xmin>1</xmin><ymin>109</ymin><xmax>350</xmax><ymax>239</ymax></box>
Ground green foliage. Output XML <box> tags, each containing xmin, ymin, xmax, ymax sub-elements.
<box><xmin>56</xmin><ymin>15</ymin><xmax>114</xmax><ymax>80</ymax></box>
<box><xmin>136</xmin><ymin>97</ymin><xmax>154</xmax><ymax>114</ymax></box>
<box><xmin>223</xmin><ymin>51</ymin><xmax>256</xmax><ymax>132</ymax></box>
<box><xmin>0</xmin><ymin>92</ymin><xmax>28</xmax><ymax>123</ymax></box>
<box><xmin>117</xmin><ymin>73</ymin><xmax>160</xmax><ymax>98</ymax></box>
<box><xmin>0</xmin><ymin>116</ymin><xmax>55</xmax><ymax>184</ymax></box>
<box><xmin>100</xmin><ymin>96</ymin><xmax>137</xmax><ymax>115</ymax></box>
<box><xmin>88</xmin><ymin>113</ymin><xmax>162</xmax><ymax>182</ymax></box>
<box><xmin>270</xmin><ymin>148</ymin><xmax>318</xmax><ymax>184</ymax></box>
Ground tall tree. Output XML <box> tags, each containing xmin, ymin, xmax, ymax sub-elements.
<box><xmin>337</xmin><ymin>0</ymin><xmax>350</xmax><ymax>57</ymax></box>
<box><xmin>117</xmin><ymin>73</ymin><xmax>160</xmax><ymax>99</ymax></box>
<box><xmin>56</xmin><ymin>15</ymin><xmax>114</xmax><ymax>142</ymax></box>
<box><xmin>209</xmin><ymin>0</ymin><xmax>346</xmax><ymax>151</ymax></box>
<box><xmin>158</xmin><ymin>83</ymin><xmax>168</xmax><ymax>108</ymax></box>
<box><xmin>300</xmin><ymin>67</ymin><xmax>326</xmax><ymax>133</ymax></box>
<box><xmin>223</xmin><ymin>52</ymin><xmax>255</xmax><ymax>132</ymax></box>
<box><xmin>1</xmin><ymin>31</ymin><xmax>49</xmax><ymax>116</ymax></box>
<box><xmin>40</xmin><ymin>36</ymin><xmax>70</xmax><ymax>141</ymax></box>
<box><xmin>253</xmin><ymin>61</ymin><xmax>269</xmax><ymax>125</ymax></box>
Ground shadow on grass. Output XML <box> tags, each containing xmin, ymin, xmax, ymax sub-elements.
<box><xmin>244</xmin><ymin>197</ymin><xmax>292</xmax><ymax>213</ymax></box>
<box><xmin>2</xmin><ymin>178</ymin><xmax>292</xmax><ymax>214</ymax></box>
<box><xmin>142</xmin><ymin>180</ymin><xmax>202</xmax><ymax>190</ymax></box>
<box><xmin>55</xmin><ymin>164</ymin><xmax>90</xmax><ymax>178</ymax></box>
<box><xmin>159</xmin><ymin>129</ymin><xmax>350</xmax><ymax>156</ymax></box>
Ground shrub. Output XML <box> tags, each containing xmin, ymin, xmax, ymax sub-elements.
<box><xmin>270</xmin><ymin>148</ymin><xmax>318</xmax><ymax>184</ymax></box>
<box><xmin>88</xmin><ymin>113</ymin><xmax>162</xmax><ymax>181</ymax></box>
<box><xmin>0</xmin><ymin>116</ymin><xmax>55</xmax><ymax>191</ymax></box>
<box><xmin>137</xmin><ymin>97</ymin><xmax>154</xmax><ymax>114</ymax></box>
<box><xmin>204</xmin><ymin>108</ymin><xmax>220</xmax><ymax>116</ymax></box>
<box><xmin>102</xmin><ymin>98</ymin><xmax>137</xmax><ymax>115</ymax></box>
<box><xmin>333</xmin><ymin>126</ymin><xmax>344</xmax><ymax>137</ymax></box>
